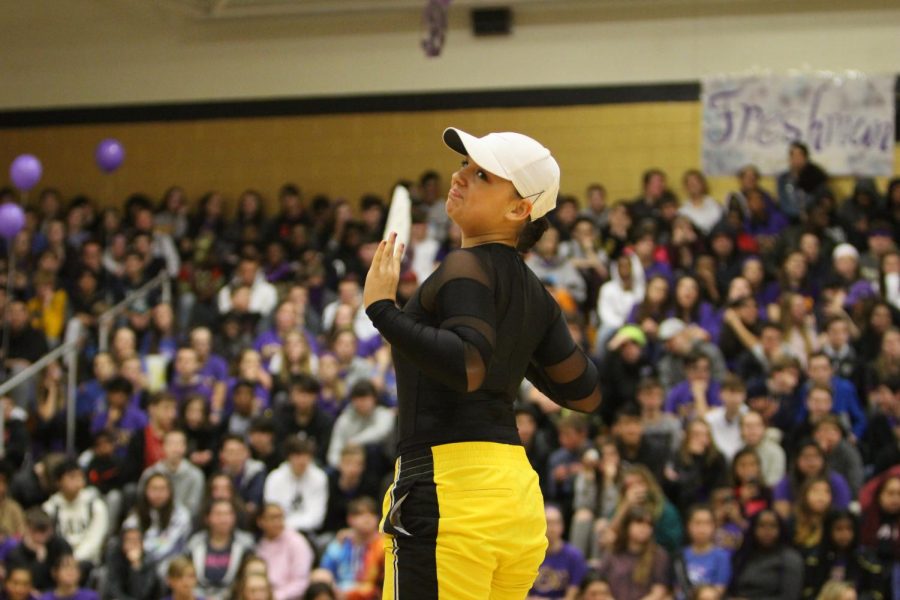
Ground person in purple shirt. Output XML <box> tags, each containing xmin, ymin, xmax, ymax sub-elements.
<box><xmin>796</xmin><ymin>352</ymin><xmax>868</xmax><ymax>441</ymax></box>
<box><xmin>253</xmin><ymin>299</ymin><xmax>299</xmax><ymax>368</ymax></box>
<box><xmin>664</xmin><ymin>353</ymin><xmax>722</xmax><ymax>421</ymax></box>
<box><xmin>680</xmin><ymin>505</ymin><xmax>731</xmax><ymax>597</ymax></box>
<box><xmin>529</xmin><ymin>504</ymin><xmax>587</xmax><ymax>599</ymax></box>
<box><xmin>90</xmin><ymin>377</ymin><xmax>148</xmax><ymax>455</ymax></box>
<box><xmin>2</xmin><ymin>566</ymin><xmax>39</xmax><ymax>600</ymax></box>
<box><xmin>771</xmin><ymin>440</ymin><xmax>852</xmax><ymax>519</ymax></box>
<box><xmin>668</xmin><ymin>275</ymin><xmax>721</xmax><ymax>343</ymax></box>
<box><xmin>190</xmin><ymin>327</ymin><xmax>229</xmax><ymax>386</ymax></box>
<box><xmin>74</xmin><ymin>353</ymin><xmax>116</xmax><ymax>419</ymax></box>
<box><xmin>38</xmin><ymin>554</ymin><xmax>98</xmax><ymax>600</ymax></box>
<box><xmin>744</xmin><ymin>188</ymin><xmax>789</xmax><ymax>244</ymax></box>
<box><xmin>168</xmin><ymin>347</ymin><xmax>214</xmax><ymax>407</ymax></box>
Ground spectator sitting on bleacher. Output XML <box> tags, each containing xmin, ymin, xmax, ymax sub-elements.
<box><xmin>799</xmin><ymin>352</ymin><xmax>867</xmax><ymax>442</ymax></box>
<box><xmin>0</xmin><ymin>459</ymin><xmax>26</xmax><ymax>539</ymax></box>
<box><xmin>664</xmin><ymin>352</ymin><xmax>721</xmax><ymax>422</ymax></box>
<box><xmin>217</xmin><ymin>255</ymin><xmax>278</xmax><ymax>318</ymax></box>
<box><xmin>189</xmin><ymin>326</ymin><xmax>229</xmax><ymax>386</ymax></box>
<box><xmin>217</xmin><ymin>435</ymin><xmax>266</xmax><ymax>517</ymax></box>
<box><xmin>122</xmin><ymin>472</ymin><xmax>192</xmax><ymax>576</ymax></box>
<box><xmin>598</xmin><ymin>326</ymin><xmax>653</xmax><ymax>426</ymax></box>
<box><xmin>103</xmin><ymin>524</ymin><xmax>162</xmax><ymax>600</ymax></box>
<box><xmin>39</xmin><ymin>553</ymin><xmax>99</xmax><ymax>600</ymax></box>
<box><xmin>675</xmin><ymin>504</ymin><xmax>731</xmax><ymax>597</ymax></box>
<box><xmin>704</xmin><ymin>373</ymin><xmax>748</xmax><ymax>465</ymax></box>
<box><xmin>41</xmin><ymin>460</ymin><xmax>107</xmax><ymax>569</ymax></box>
<box><xmin>526</xmin><ymin>226</ymin><xmax>587</xmax><ymax>307</ymax></box>
<box><xmin>123</xmin><ymin>392</ymin><xmax>176</xmax><ymax>485</ymax></box>
<box><xmin>318</xmin><ymin>497</ymin><xmax>383</xmax><ymax>600</ymax></box>
<box><xmin>256</xmin><ymin>502</ymin><xmax>314</xmax><ymax>600</ymax></box>
<box><xmin>2</xmin><ymin>565</ymin><xmax>39</xmax><ymax>600</ymax></box>
<box><xmin>595</xmin><ymin>506</ymin><xmax>672</xmax><ymax>600</ymax></box>
<box><xmin>656</xmin><ymin>318</ymin><xmax>726</xmax><ymax>394</ymax></box>
<box><xmin>326</xmin><ymin>381</ymin><xmax>393</xmax><ymax>470</ymax></box>
<box><xmin>5</xmin><ymin>508</ymin><xmax>71</xmax><ymax>594</ymax></box>
<box><xmin>739</xmin><ymin>411</ymin><xmax>785</xmax><ymax>488</ymax></box>
<box><xmin>253</xmin><ymin>300</ymin><xmax>299</xmax><ymax>367</ymax></box>
<box><xmin>636</xmin><ymin>376</ymin><xmax>682</xmax><ymax>455</ymax></box>
<box><xmin>812</xmin><ymin>416</ymin><xmax>864</xmax><ymax>495</ymax></box>
<box><xmin>167</xmin><ymin>347</ymin><xmax>214</xmax><ymax>408</ymax></box>
<box><xmin>322</xmin><ymin>444</ymin><xmax>381</xmax><ymax>535</ymax></box>
<box><xmin>274</xmin><ymin>375</ymin><xmax>334</xmax><ymax>466</ymax></box>
<box><xmin>139</xmin><ymin>429</ymin><xmax>204</xmax><ymax>515</ymax></box>
<box><xmin>612</xmin><ymin>407</ymin><xmax>670</xmax><ymax>485</ymax></box>
<box><xmin>264</xmin><ymin>438</ymin><xmax>328</xmax><ymax>534</ymax></box>
<box><xmin>597</xmin><ymin>251</ymin><xmax>647</xmax><ymax>353</ymax></box>
<box><xmin>528</xmin><ymin>503</ymin><xmax>587</xmax><ymax>599</ymax></box>
<box><xmin>186</xmin><ymin>499</ymin><xmax>254</xmax><ymax>600</ymax></box>
<box><xmin>544</xmin><ymin>414</ymin><xmax>591</xmax><ymax>522</ymax></box>
<box><xmin>91</xmin><ymin>377</ymin><xmax>147</xmax><ymax>455</ymax></box>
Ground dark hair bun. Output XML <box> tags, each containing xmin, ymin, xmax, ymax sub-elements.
<box><xmin>516</xmin><ymin>217</ymin><xmax>550</xmax><ymax>253</ymax></box>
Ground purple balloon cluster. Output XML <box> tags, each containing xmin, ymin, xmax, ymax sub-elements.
<box><xmin>7</xmin><ymin>137</ymin><xmax>125</xmax><ymax>198</ymax></box>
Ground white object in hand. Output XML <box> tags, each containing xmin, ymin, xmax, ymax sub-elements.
<box><xmin>384</xmin><ymin>184</ymin><xmax>412</xmax><ymax>249</ymax></box>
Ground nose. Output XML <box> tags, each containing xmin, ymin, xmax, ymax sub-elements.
<box><xmin>450</xmin><ymin>168</ymin><xmax>466</xmax><ymax>188</ymax></box>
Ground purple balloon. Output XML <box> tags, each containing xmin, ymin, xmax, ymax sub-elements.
<box><xmin>95</xmin><ymin>138</ymin><xmax>125</xmax><ymax>173</ymax></box>
<box><xmin>0</xmin><ymin>202</ymin><xmax>26</xmax><ymax>240</ymax></box>
<box><xmin>9</xmin><ymin>154</ymin><xmax>42</xmax><ymax>191</ymax></box>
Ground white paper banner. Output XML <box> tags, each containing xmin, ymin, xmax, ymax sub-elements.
<box><xmin>701</xmin><ymin>73</ymin><xmax>895</xmax><ymax>176</ymax></box>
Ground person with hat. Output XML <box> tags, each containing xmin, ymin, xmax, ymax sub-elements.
<box><xmin>363</xmin><ymin>128</ymin><xmax>601</xmax><ymax>599</ymax></box>
<box><xmin>602</xmin><ymin>326</ymin><xmax>652</xmax><ymax>416</ymax></box>
<box><xmin>656</xmin><ymin>318</ymin><xmax>726</xmax><ymax>394</ymax></box>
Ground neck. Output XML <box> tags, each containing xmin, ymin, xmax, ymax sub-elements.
<box><xmin>340</xmin><ymin>473</ymin><xmax>361</xmax><ymax>487</ymax></box>
<box><xmin>354</xmin><ymin>530</ymin><xmax>377</xmax><ymax>544</ymax></box>
<box><xmin>461</xmin><ymin>231</ymin><xmax>517</xmax><ymax>248</ymax></box>
<box><xmin>548</xmin><ymin>538</ymin><xmax>564</xmax><ymax>553</ymax></box>
<box><xmin>692</xmin><ymin>540</ymin><xmax>713</xmax><ymax>552</ymax></box>
<box><xmin>642</xmin><ymin>406</ymin><xmax>660</xmax><ymax>419</ymax></box>
<box><xmin>627</xmin><ymin>540</ymin><xmax>645</xmax><ymax>554</ymax></box>
<box><xmin>724</xmin><ymin>406</ymin><xmax>740</xmax><ymax>418</ymax></box>
<box><xmin>210</xmin><ymin>532</ymin><xmax>231</xmax><ymax>546</ymax></box>
<box><xmin>57</xmin><ymin>583</ymin><xmax>77</xmax><ymax>595</ymax></box>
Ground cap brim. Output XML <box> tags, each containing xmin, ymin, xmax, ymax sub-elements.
<box><xmin>442</xmin><ymin>127</ymin><xmax>511</xmax><ymax>182</ymax></box>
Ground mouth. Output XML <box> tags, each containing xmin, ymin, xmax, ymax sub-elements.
<box><xmin>448</xmin><ymin>187</ymin><xmax>463</xmax><ymax>201</ymax></box>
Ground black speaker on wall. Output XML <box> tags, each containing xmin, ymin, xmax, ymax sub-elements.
<box><xmin>471</xmin><ymin>7</ymin><xmax>512</xmax><ymax>36</ymax></box>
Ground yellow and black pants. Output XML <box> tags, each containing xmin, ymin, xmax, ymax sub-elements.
<box><xmin>380</xmin><ymin>441</ymin><xmax>547</xmax><ymax>600</ymax></box>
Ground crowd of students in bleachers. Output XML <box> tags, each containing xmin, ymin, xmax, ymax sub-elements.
<box><xmin>0</xmin><ymin>140</ymin><xmax>899</xmax><ymax>600</ymax></box>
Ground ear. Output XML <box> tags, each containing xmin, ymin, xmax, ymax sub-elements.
<box><xmin>506</xmin><ymin>198</ymin><xmax>532</xmax><ymax>223</ymax></box>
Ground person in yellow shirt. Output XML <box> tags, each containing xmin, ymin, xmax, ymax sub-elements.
<box><xmin>27</xmin><ymin>271</ymin><xmax>68</xmax><ymax>346</ymax></box>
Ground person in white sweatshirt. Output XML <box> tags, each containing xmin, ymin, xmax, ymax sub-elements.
<box><xmin>42</xmin><ymin>459</ymin><xmax>108</xmax><ymax>566</ymax></box>
<box><xmin>263</xmin><ymin>438</ymin><xmax>328</xmax><ymax>534</ymax></box>
<box><xmin>595</xmin><ymin>252</ymin><xmax>646</xmax><ymax>356</ymax></box>
<box><xmin>326</xmin><ymin>380</ymin><xmax>395</xmax><ymax>469</ymax></box>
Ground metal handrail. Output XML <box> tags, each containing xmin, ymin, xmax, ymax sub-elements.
<box><xmin>0</xmin><ymin>338</ymin><xmax>80</xmax><ymax>455</ymax></box>
<box><xmin>0</xmin><ymin>271</ymin><xmax>171</xmax><ymax>458</ymax></box>
<box><xmin>0</xmin><ymin>341</ymin><xmax>77</xmax><ymax>398</ymax></box>
<box><xmin>98</xmin><ymin>271</ymin><xmax>171</xmax><ymax>352</ymax></box>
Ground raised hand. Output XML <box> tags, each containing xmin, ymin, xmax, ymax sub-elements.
<box><xmin>364</xmin><ymin>232</ymin><xmax>405</xmax><ymax>308</ymax></box>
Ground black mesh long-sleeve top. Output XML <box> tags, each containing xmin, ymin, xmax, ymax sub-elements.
<box><xmin>365</xmin><ymin>242</ymin><xmax>601</xmax><ymax>455</ymax></box>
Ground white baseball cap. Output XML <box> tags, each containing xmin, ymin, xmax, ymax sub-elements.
<box><xmin>443</xmin><ymin>127</ymin><xmax>560</xmax><ymax>220</ymax></box>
